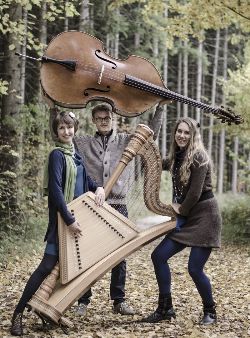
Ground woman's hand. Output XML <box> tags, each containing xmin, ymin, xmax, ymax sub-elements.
<box><xmin>68</xmin><ymin>221</ymin><xmax>82</xmax><ymax>237</ymax></box>
<box><xmin>95</xmin><ymin>187</ymin><xmax>105</xmax><ymax>206</ymax></box>
<box><xmin>172</xmin><ymin>203</ymin><xmax>181</xmax><ymax>214</ymax></box>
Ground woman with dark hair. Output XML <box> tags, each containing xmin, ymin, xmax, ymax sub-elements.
<box><xmin>10</xmin><ymin>111</ymin><xmax>105</xmax><ymax>336</ymax></box>
<box><xmin>143</xmin><ymin>117</ymin><xmax>221</xmax><ymax>325</ymax></box>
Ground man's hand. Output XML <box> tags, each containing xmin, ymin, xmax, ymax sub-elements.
<box><xmin>95</xmin><ymin>187</ymin><xmax>105</xmax><ymax>206</ymax></box>
<box><xmin>158</xmin><ymin>99</ymin><xmax>172</xmax><ymax>106</ymax></box>
<box><xmin>172</xmin><ymin>202</ymin><xmax>181</xmax><ymax>214</ymax></box>
<box><xmin>68</xmin><ymin>221</ymin><xmax>82</xmax><ymax>237</ymax></box>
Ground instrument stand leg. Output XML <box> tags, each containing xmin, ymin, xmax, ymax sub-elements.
<box><xmin>33</xmin><ymin>311</ymin><xmax>69</xmax><ymax>335</ymax></box>
<box><xmin>58</xmin><ymin>321</ymin><xmax>70</xmax><ymax>335</ymax></box>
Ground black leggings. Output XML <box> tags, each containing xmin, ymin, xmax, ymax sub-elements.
<box><xmin>151</xmin><ymin>237</ymin><xmax>214</xmax><ymax>306</ymax></box>
<box><xmin>14</xmin><ymin>253</ymin><xmax>58</xmax><ymax>314</ymax></box>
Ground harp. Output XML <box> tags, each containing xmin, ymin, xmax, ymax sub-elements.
<box><xmin>28</xmin><ymin>124</ymin><xmax>176</xmax><ymax>327</ymax></box>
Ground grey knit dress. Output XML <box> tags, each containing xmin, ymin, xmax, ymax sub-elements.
<box><xmin>163</xmin><ymin>151</ymin><xmax>222</xmax><ymax>248</ymax></box>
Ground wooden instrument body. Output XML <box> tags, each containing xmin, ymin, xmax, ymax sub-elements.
<box><xmin>41</xmin><ymin>31</ymin><xmax>165</xmax><ymax>115</ymax></box>
<box><xmin>59</xmin><ymin>192</ymin><xmax>139</xmax><ymax>285</ymax></box>
<box><xmin>7</xmin><ymin>30</ymin><xmax>237</xmax><ymax>123</ymax></box>
<box><xmin>28</xmin><ymin>216</ymin><xmax>175</xmax><ymax>326</ymax></box>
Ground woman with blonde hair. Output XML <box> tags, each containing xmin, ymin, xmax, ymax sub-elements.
<box><xmin>143</xmin><ymin>117</ymin><xmax>221</xmax><ymax>325</ymax></box>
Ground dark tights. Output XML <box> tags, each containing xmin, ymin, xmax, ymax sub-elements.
<box><xmin>151</xmin><ymin>237</ymin><xmax>214</xmax><ymax>307</ymax></box>
<box><xmin>14</xmin><ymin>253</ymin><xmax>58</xmax><ymax>314</ymax></box>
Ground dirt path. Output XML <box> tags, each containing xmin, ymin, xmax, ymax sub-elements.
<box><xmin>0</xmin><ymin>224</ymin><xmax>249</xmax><ymax>337</ymax></box>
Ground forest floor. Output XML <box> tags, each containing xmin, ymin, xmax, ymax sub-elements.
<box><xmin>0</xmin><ymin>217</ymin><xmax>249</xmax><ymax>338</ymax></box>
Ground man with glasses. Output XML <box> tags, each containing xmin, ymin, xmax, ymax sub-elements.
<box><xmin>73</xmin><ymin>102</ymin><xmax>165</xmax><ymax>316</ymax></box>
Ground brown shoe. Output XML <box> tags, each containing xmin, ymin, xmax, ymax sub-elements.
<box><xmin>10</xmin><ymin>312</ymin><xmax>23</xmax><ymax>336</ymax></box>
<box><xmin>113</xmin><ymin>302</ymin><xmax>135</xmax><ymax>315</ymax></box>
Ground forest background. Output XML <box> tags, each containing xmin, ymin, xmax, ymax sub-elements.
<box><xmin>0</xmin><ymin>1</ymin><xmax>250</xmax><ymax>337</ymax></box>
<box><xmin>0</xmin><ymin>0</ymin><xmax>250</xmax><ymax>258</ymax></box>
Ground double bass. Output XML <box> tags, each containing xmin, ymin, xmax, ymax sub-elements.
<box><xmin>17</xmin><ymin>31</ymin><xmax>243</xmax><ymax>125</ymax></box>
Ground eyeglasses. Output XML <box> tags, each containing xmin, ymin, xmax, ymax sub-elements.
<box><xmin>95</xmin><ymin>116</ymin><xmax>112</xmax><ymax>123</ymax></box>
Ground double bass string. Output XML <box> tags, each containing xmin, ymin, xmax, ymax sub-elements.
<box><xmin>76</xmin><ymin>60</ymin><xmax>129</xmax><ymax>84</ymax></box>
<box><xmin>44</xmin><ymin>54</ymin><xmax>241</xmax><ymax>124</ymax></box>
<box><xmin>74</xmin><ymin>60</ymin><xmax>242</xmax><ymax>124</ymax></box>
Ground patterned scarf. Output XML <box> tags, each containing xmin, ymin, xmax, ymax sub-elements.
<box><xmin>43</xmin><ymin>142</ymin><xmax>76</xmax><ymax>203</ymax></box>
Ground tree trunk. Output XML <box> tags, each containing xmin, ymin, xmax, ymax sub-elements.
<box><xmin>208</xmin><ymin>29</ymin><xmax>220</xmax><ymax>158</ymax></box>
<box><xmin>161</xmin><ymin>5</ymin><xmax>168</xmax><ymax>158</ymax></box>
<box><xmin>106</xmin><ymin>34</ymin><xmax>110</xmax><ymax>54</ymax></box>
<box><xmin>153</xmin><ymin>33</ymin><xmax>159</xmax><ymax>146</ymax></box>
<box><xmin>79</xmin><ymin>0</ymin><xmax>90</xmax><ymax>32</ymax></box>
<box><xmin>36</xmin><ymin>1</ymin><xmax>49</xmax><ymax>200</ymax></box>
<box><xmin>64</xmin><ymin>1</ymin><xmax>69</xmax><ymax>31</ymax></box>
<box><xmin>196</xmin><ymin>37</ymin><xmax>203</xmax><ymax>123</ymax></box>
<box><xmin>217</xmin><ymin>28</ymin><xmax>227</xmax><ymax>194</ymax></box>
<box><xmin>161</xmin><ymin>50</ymin><xmax>168</xmax><ymax>158</ymax></box>
<box><xmin>153</xmin><ymin>34</ymin><xmax>160</xmax><ymax>71</ymax></box>
<box><xmin>38</xmin><ymin>0</ymin><xmax>47</xmax><ymax>104</ymax></box>
<box><xmin>177</xmin><ymin>41</ymin><xmax>182</xmax><ymax>120</ymax></box>
<box><xmin>134</xmin><ymin>32</ymin><xmax>140</xmax><ymax>48</ymax></box>
<box><xmin>114</xmin><ymin>32</ymin><xmax>119</xmax><ymax>59</ymax></box>
<box><xmin>183</xmin><ymin>39</ymin><xmax>188</xmax><ymax>118</ymax></box>
<box><xmin>17</xmin><ymin>8</ymin><xmax>28</xmax><ymax>204</ymax></box>
<box><xmin>232</xmin><ymin>136</ymin><xmax>239</xmax><ymax>194</ymax></box>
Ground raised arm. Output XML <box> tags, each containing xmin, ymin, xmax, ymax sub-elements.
<box><xmin>149</xmin><ymin>99</ymin><xmax>171</xmax><ymax>141</ymax></box>
<box><xmin>149</xmin><ymin>104</ymin><xmax>164</xmax><ymax>141</ymax></box>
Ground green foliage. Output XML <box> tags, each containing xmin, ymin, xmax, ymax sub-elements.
<box><xmin>0</xmin><ymin>103</ymin><xmax>50</xmax><ymax>234</ymax></box>
<box><xmin>219</xmin><ymin>193</ymin><xmax>250</xmax><ymax>243</ymax></box>
<box><xmin>0</xmin><ymin>80</ymin><xmax>9</xmax><ymax>96</ymax></box>
<box><xmin>226</xmin><ymin>136</ymin><xmax>250</xmax><ymax>191</ymax></box>
<box><xmin>223</xmin><ymin>41</ymin><xmax>250</xmax><ymax>135</ymax></box>
<box><xmin>111</xmin><ymin>0</ymin><xmax>250</xmax><ymax>47</ymax></box>
<box><xmin>0</xmin><ymin>142</ymin><xmax>21</xmax><ymax>230</ymax></box>
<box><xmin>0</xmin><ymin>0</ymin><xmax>79</xmax><ymax>55</ymax></box>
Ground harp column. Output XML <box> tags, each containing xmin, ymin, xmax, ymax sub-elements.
<box><xmin>104</xmin><ymin>123</ymin><xmax>154</xmax><ymax>197</ymax></box>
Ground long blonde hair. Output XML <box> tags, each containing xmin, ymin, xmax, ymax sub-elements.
<box><xmin>168</xmin><ymin>117</ymin><xmax>210</xmax><ymax>185</ymax></box>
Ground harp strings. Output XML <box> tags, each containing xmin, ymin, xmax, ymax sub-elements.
<box><xmin>109</xmin><ymin>144</ymin><xmax>172</xmax><ymax>226</ymax></box>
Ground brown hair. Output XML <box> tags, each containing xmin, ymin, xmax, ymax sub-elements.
<box><xmin>52</xmin><ymin>111</ymin><xmax>79</xmax><ymax>136</ymax></box>
<box><xmin>168</xmin><ymin>117</ymin><xmax>209</xmax><ymax>185</ymax></box>
<box><xmin>92</xmin><ymin>103</ymin><xmax>113</xmax><ymax>118</ymax></box>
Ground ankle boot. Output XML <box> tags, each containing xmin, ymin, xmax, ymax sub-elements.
<box><xmin>200</xmin><ymin>303</ymin><xmax>217</xmax><ymax>325</ymax></box>
<box><xmin>10</xmin><ymin>312</ymin><xmax>23</xmax><ymax>336</ymax></box>
<box><xmin>142</xmin><ymin>293</ymin><xmax>176</xmax><ymax>323</ymax></box>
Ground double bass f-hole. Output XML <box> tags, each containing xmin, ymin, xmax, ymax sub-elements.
<box><xmin>84</xmin><ymin>85</ymin><xmax>111</xmax><ymax>97</ymax></box>
<box><xmin>95</xmin><ymin>50</ymin><xmax>117</xmax><ymax>69</ymax></box>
